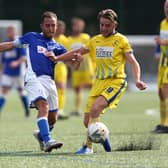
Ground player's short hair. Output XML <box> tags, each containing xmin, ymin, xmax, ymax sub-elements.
<box><xmin>57</xmin><ymin>20</ymin><xmax>66</xmax><ymax>29</ymax></box>
<box><xmin>7</xmin><ymin>25</ymin><xmax>16</xmax><ymax>31</ymax></box>
<box><xmin>98</xmin><ymin>9</ymin><xmax>118</xmax><ymax>25</ymax></box>
<box><xmin>41</xmin><ymin>11</ymin><xmax>57</xmax><ymax>23</ymax></box>
<box><xmin>71</xmin><ymin>17</ymin><xmax>85</xmax><ymax>27</ymax></box>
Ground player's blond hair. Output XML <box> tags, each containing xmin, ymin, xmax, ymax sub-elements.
<box><xmin>97</xmin><ymin>9</ymin><xmax>118</xmax><ymax>25</ymax></box>
<box><xmin>41</xmin><ymin>11</ymin><xmax>57</xmax><ymax>23</ymax></box>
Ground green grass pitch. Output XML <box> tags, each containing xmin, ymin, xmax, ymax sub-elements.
<box><xmin>0</xmin><ymin>89</ymin><xmax>168</xmax><ymax>168</ymax></box>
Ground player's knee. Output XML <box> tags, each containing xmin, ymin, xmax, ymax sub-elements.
<box><xmin>1</xmin><ymin>87</ymin><xmax>10</xmax><ymax>95</ymax></box>
<box><xmin>56</xmin><ymin>82</ymin><xmax>66</xmax><ymax>89</ymax></box>
<box><xmin>90</xmin><ymin>104</ymin><xmax>102</xmax><ymax>117</ymax></box>
<box><xmin>36</xmin><ymin>100</ymin><xmax>49</xmax><ymax>116</ymax></box>
<box><xmin>160</xmin><ymin>85</ymin><xmax>168</xmax><ymax>99</ymax></box>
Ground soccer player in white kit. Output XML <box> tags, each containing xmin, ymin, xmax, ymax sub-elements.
<box><xmin>0</xmin><ymin>11</ymin><xmax>82</xmax><ymax>152</ymax></box>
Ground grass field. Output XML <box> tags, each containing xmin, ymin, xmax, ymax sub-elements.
<box><xmin>0</xmin><ymin>89</ymin><xmax>168</xmax><ymax>168</ymax></box>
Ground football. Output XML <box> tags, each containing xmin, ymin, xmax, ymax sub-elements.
<box><xmin>88</xmin><ymin>122</ymin><xmax>109</xmax><ymax>143</ymax></box>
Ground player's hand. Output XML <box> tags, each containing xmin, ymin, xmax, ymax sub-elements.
<box><xmin>67</xmin><ymin>59</ymin><xmax>81</xmax><ymax>70</ymax></box>
<box><xmin>74</xmin><ymin>52</ymin><xmax>83</xmax><ymax>62</ymax></box>
<box><xmin>10</xmin><ymin>61</ymin><xmax>19</xmax><ymax>68</ymax></box>
<box><xmin>135</xmin><ymin>80</ymin><xmax>148</xmax><ymax>90</ymax></box>
<box><xmin>155</xmin><ymin>36</ymin><xmax>166</xmax><ymax>45</ymax></box>
<box><xmin>44</xmin><ymin>51</ymin><xmax>57</xmax><ymax>62</ymax></box>
<box><xmin>155</xmin><ymin>36</ymin><xmax>160</xmax><ymax>44</ymax></box>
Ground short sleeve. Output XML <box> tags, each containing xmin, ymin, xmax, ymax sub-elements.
<box><xmin>19</xmin><ymin>32</ymin><xmax>33</xmax><ymax>45</ymax></box>
<box><xmin>54</xmin><ymin>44</ymin><xmax>67</xmax><ymax>56</ymax></box>
<box><xmin>122</xmin><ymin>37</ymin><xmax>133</xmax><ymax>54</ymax></box>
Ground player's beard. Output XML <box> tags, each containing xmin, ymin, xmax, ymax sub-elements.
<box><xmin>44</xmin><ymin>32</ymin><xmax>55</xmax><ymax>39</ymax></box>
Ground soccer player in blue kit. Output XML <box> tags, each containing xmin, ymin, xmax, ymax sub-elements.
<box><xmin>0</xmin><ymin>26</ymin><xmax>30</xmax><ymax>117</ymax></box>
<box><xmin>0</xmin><ymin>11</ymin><xmax>81</xmax><ymax>152</ymax></box>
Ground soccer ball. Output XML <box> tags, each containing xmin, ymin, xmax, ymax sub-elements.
<box><xmin>88</xmin><ymin>122</ymin><xmax>109</xmax><ymax>143</ymax></box>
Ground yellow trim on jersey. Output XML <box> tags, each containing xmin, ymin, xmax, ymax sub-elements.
<box><xmin>86</xmin><ymin>33</ymin><xmax>132</xmax><ymax>79</ymax></box>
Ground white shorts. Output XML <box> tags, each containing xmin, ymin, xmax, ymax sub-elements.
<box><xmin>1</xmin><ymin>74</ymin><xmax>24</xmax><ymax>90</ymax></box>
<box><xmin>24</xmin><ymin>75</ymin><xmax>58</xmax><ymax>112</ymax></box>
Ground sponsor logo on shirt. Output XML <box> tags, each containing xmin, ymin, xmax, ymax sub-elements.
<box><xmin>96</xmin><ymin>46</ymin><xmax>113</xmax><ymax>58</ymax></box>
<box><xmin>106</xmin><ymin>87</ymin><xmax>113</xmax><ymax>93</ymax></box>
<box><xmin>37</xmin><ymin>46</ymin><xmax>47</xmax><ymax>54</ymax></box>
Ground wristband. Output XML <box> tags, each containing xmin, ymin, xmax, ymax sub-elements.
<box><xmin>13</xmin><ymin>39</ymin><xmax>21</xmax><ymax>47</ymax></box>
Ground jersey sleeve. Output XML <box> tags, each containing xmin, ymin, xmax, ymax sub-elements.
<box><xmin>85</xmin><ymin>39</ymin><xmax>92</xmax><ymax>51</ymax></box>
<box><xmin>122</xmin><ymin>37</ymin><xmax>133</xmax><ymax>54</ymax></box>
<box><xmin>19</xmin><ymin>32</ymin><xmax>33</xmax><ymax>45</ymax></box>
<box><xmin>54</xmin><ymin>44</ymin><xmax>67</xmax><ymax>56</ymax></box>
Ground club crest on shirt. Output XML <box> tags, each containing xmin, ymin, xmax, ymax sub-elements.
<box><xmin>96</xmin><ymin>46</ymin><xmax>113</xmax><ymax>58</ymax></box>
<box><xmin>106</xmin><ymin>87</ymin><xmax>113</xmax><ymax>93</ymax></box>
<box><xmin>37</xmin><ymin>46</ymin><xmax>47</xmax><ymax>54</ymax></box>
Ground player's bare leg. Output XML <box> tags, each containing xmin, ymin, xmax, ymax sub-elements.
<box><xmin>153</xmin><ymin>84</ymin><xmax>168</xmax><ymax>133</ymax></box>
<box><xmin>48</xmin><ymin>111</ymin><xmax>57</xmax><ymax>131</ymax></box>
<box><xmin>76</xmin><ymin>96</ymin><xmax>111</xmax><ymax>154</ymax></box>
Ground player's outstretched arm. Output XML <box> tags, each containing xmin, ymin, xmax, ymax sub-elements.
<box><xmin>45</xmin><ymin>47</ymin><xmax>89</xmax><ymax>62</ymax></box>
<box><xmin>10</xmin><ymin>57</ymin><xmax>27</xmax><ymax>68</ymax></box>
<box><xmin>125</xmin><ymin>52</ymin><xmax>148</xmax><ymax>90</ymax></box>
<box><xmin>0</xmin><ymin>41</ymin><xmax>15</xmax><ymax>52</ymax></box>
<box><xmin>155</xmin><ymin>36</ymin><xmax>168</xmax><ymax>46</ymax></box>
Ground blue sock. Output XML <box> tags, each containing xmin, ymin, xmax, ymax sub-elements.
<box><xmin>37</xmin><ymin>132</ymin><xmax>43</xmax><ymax>141</ymax></box>
<box><xmin>0</xmin><ymin>96</ymin><xmax>6</xmax><ymax>112</ymax></box>
<box><xmin>102</xmin><ymin>138</ymin><xmax>112</xmax><ymax>152</ymax></box>
<box><xmin>37</xmin><ymin>117</ymin><xmax>51</xmax><ymax>143</ymax></box>
<box><xmin>37</xmin><ymin>124</ymin><xmax>54</xmax><ymax>141</ymax></box>
<box><xmin>20</xmin><ymin>95</ymin><xmax>30</xmax><ymax>116</ymax></box>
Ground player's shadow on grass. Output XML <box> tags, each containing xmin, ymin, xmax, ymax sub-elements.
<box><xmin>0</xmin><ymin>151</ymin><xmax>76</xmax><ymax>157</ymax></box>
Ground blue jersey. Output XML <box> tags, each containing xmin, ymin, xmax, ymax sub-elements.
<box><xmin>19</xmin><ymin>32</ymin><xmax>67</xmax><ymax>79</ymax></box>
<box><xmin>2</xmin><ymin>45</ymin><xmax>26</xmax><ymax>76</ymax></box>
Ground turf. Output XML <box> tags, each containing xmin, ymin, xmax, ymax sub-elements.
<box><xmin>0</xmin><ymin>89</ymin><xmax>167</xmax><ymax>168</ymax></box>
